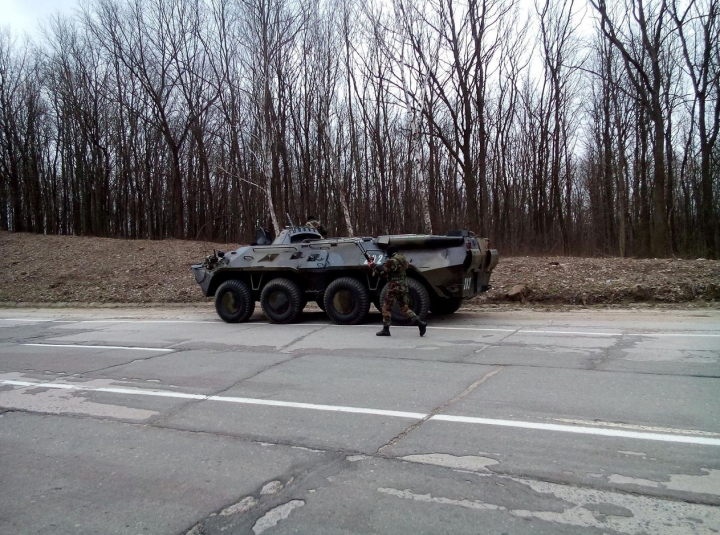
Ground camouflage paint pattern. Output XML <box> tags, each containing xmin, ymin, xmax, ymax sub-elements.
<box><xmin>191</xmin><ymin>226</ymin><xmax>499</xmax><ymax>305</ymax></box>
<box><xmin>374</xmin><ymin>253</ymin><xmax>418</xmax><ymax>326</ymax></box>
<box><xmin>381</xmin><ymin>280</ymin><xmax>418</xmax><ymax>326</ymax></box>
<box><xmin>380</xmin><ymin>253</ymin><xmax>409</xmax><ymax>281</ymax></box>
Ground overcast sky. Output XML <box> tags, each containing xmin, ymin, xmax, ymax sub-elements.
<box><xmin>1</xmin><ymin>0</ymin><xmax>594</xmax><ymax>48</ymax></box>
<box><xmin>1</xmin><ymin>0</ymin><xmax>79</xmax><ymax>39</ymax></box>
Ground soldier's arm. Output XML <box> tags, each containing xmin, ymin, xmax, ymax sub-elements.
<box><xmin>367</xmin><ymin>257</ymin><xmax>382</xmax><ymax>272</ymax></box>
<box><xmin>379</xmin><ymin>257</ymin><xmax>396</xmax><ymax>275</ymax></box>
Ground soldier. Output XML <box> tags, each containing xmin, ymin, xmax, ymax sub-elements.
<box><xmin>370</xmin><ymin>244</ymin><xmax>427</xmax><ymax>337</ymax></box>
<box><xmin>306</xmin><ymin>215</ymin><xmax>328</xmax><ymax>238</ymax></box>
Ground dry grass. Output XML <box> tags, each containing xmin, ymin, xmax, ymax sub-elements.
<box><xmin>1</xmin><ymin>231</ymin><xmax>718</xmax><ymax>307</ymax></box>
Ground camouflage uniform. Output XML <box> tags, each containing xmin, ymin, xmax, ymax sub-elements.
<box><xmin>378</xmin><ymin>253</ymin><xmax>419</xmax><ymax>327</ymax></box>
<box><xmin>306</xmin><ymin>219</ymin><xmax>328</xmax><ymax>238</ymax></box>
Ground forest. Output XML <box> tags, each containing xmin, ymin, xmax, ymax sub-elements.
<box><xmin>0</xmin><ymin>0</ymin><xmax>718</xmax><ymax>257</ymax></box>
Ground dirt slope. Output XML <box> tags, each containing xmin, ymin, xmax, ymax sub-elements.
<box><xmin>1</xmin><ymin>231</ymin><xmax>718</xmax><ymax>306</ymax></box>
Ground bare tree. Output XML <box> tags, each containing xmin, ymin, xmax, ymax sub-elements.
<box><xmin>400</xmin><ymin>0</ymin><xmax>513</xmax><ymax>233</ymax></box>
<box><xmin>537</xmin><ymin>0</ymin><xmax>583</xmax><ymax>253</ymax></box>
<box><xmin>89</xmin><ymin>0</ymin><xmax>210</xmax><ymax>238</ymax></box>
<box><xmin>0</xmin><ymin>30</ymin><xmax>47</xmax><ymax>233</ymax></box>
<box><xmin>310</xmin><ymin>1</ymin><xmax>355</xmax><ymax>235</ymax></box>
<box><xmin>392</xmin><ymin>0</ymin><xmax>432</xmax><ymax>233</ymax></box>
<box><xmin>0</xmin><ymin>30</ymin><xmax>27</xmax><ymax>231</ymax></box>
<box><xmin>236</xmin><ymin>0</ymin><xmax>304</xmax><ymax>235</ymax></box>
<box><xmin>1</xmin><ymin>0</ymin><xmax>716</xmax><ymax>258</ymax></box>
<box><xmin>590</xmin><ymin>0</ymin><xmax>675</xmax><ymax>256</ymax></box>
<box><xmin>670</xmin><ymin>0</ymin><xmax>720</xmax><ymax>257</ymax></box>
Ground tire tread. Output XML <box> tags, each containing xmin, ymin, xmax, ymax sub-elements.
<box><xmin>215</xmin><ymin>279</ymin><xmax>254</xmax><ymax>323</ymax></box>
<box><xmin>323</xmin><ymin>277</ymin><xmax>370</xmax><ymax>325</ymax></box>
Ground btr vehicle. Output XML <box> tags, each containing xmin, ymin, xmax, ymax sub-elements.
<box><xmin>191</xmin><ymin>225</ymin><xmax>499</xmax><ymax>325</ymax></box>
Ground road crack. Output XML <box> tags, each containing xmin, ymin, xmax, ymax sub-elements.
<box><xmin>150</xmin><ymin>325</ymin><xmax>329</xmax><ymax>426</ymax></box>
<box><xmin>467</xmin><ymin>328</ymin><xmax>520</xmax><ymax>358</ymax></box>
<box><xmin>277</xmin><ymin>324</ymin><xmax>329</xmax><ymax>352</ymax></box>
<box><xmin>376</xmin><ymin>366</ymin><xmax>504</xmax><ymax>455</ymax></box>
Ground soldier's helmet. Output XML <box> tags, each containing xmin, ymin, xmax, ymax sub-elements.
<box><xmin>387</xmin><ymin>245</ymin><xmax>398</xmax><ymax>257</ymax></box>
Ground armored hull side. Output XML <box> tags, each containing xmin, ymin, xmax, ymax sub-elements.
<box><xmin>192</xmin><ymin>227</ymin><xmax>498</xmax><ymax>324</ymax></box>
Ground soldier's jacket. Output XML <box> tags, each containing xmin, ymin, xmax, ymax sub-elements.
<box><xmin>306</xmin><ymin>219</ymin><xmax>328</xmax><ymax>237</ymax></box>
<box><xmin>378</xmin><ymin>253</ymin><xmax>409</xmax><ymax>282</ymax></box>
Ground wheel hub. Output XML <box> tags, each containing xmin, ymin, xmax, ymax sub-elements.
<box><xmin>222</xmin><ymin>292</ymin><xmax>239</xmax><ymax>314</ymax></box>
<box><xmin>332</xmin><ymin>290</ymin><xmax>356</xmax><ymax>315</ymax></box>
<box><xmin>268</xmin><ymin>290</ymin><xmax>290</xmax><ymax>314</ymax></box>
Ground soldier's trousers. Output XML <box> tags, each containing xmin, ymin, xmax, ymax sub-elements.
<box><xmin>382</xmin><ymin>281</ymin><xmax>419</xmax><ymax>326</ymax></box>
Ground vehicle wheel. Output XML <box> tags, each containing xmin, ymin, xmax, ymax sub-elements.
<box><xmin>260</xmin><ymin>278</ymin><xmax>304</xmax><ymax>324</ymax></box>
<box><xmin>215</xmin><ymin>280</ymin><xmax>255</xmax><ymax>323</ymax></box>
<box><xmin>380</xmin><ymin>278</ymin><xmax>430</xmax><ymax>326</ymax></box>
<box><xmin>316</xmin><ymin>299</ymin><xmax>326</xmax><ymax>312</ymax></box>
<box><xmin>431</xmin><ymin>297</ymin><xmax>463</xmax><ymax>315</ymax></box>
<box><xmin>323</xmin><ymin>277</ymin><xmax>370</xmax><ymax>325</ymax></box>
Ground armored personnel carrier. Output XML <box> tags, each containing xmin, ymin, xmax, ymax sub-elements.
<box><xmin>192</xmin><ymin>225</ymin><xmax>499</xmax><ymax>325</ymax></box>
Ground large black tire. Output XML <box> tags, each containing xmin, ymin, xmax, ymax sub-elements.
<box><xmin>323</xmin><ymin>277</ymin><xmax>371</xmax><ymax>325</ymax></box>
<box><xmin>215</xmin><ymin>280</ymin><xmax>255</xmax><ymax>323</ymax></box>
<box><xmin>431</xmin><ymin>296</ymin><xmax>463</xmax><ymax>315</ymax></box>
<box><xmin>260</xmin><ymin>278</ymin><xmax>304</xmax><ymax>324</ymax></box>
<box><xmin>379</xmin><ymin>278</ymin><xmax>430</xmax><ymax>326</ymax></box>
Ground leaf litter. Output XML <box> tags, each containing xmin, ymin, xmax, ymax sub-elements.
<box><xmin>1</xmin><ymin>231</ymin><xmax>718</xmax><ymax>308</ymax></box>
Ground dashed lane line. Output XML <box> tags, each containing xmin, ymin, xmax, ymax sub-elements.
<box><xmin>22</xmin><ymin>343</ymin><xmax>173</xmax><ymax>352</ymax></box>
<box><xmin>0</xmin><ymin>319</ymin><xmax>220</xmax><ymax>324</ymax></box>
<box><xmin>2</xmin><ymin>379</ymin><xmax>719</xmax><ymax>446</ymax></box>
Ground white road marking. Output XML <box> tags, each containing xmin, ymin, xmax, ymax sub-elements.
<box><xmin>430</xmin><ymin>415</ymin><xmax>720</xmax><ymax>446</ymax></box>
<box><xmin>1</xmin><ymin>380</ymin><xmax>205</xmax><ymax>399</ymax></box>
<box><xmin>517</xmin><ymin>329</ymin><xmax>720</xmax><ymax>337</ymax></box>
<box><xmin>631</xmin><ymin>332</ymin><xmax>720</xmax><ymax>337</ymax></box>
<box><xmin>548</xmin><ymin>417</ymin><xmax>720</xmax><ymax>437</ymax></box>
<box><xmin>0</xmin><ymin>319</ymin><xmax>224</xmax><ymax>324</ymax></box>
<box><xmin>1</xmin><ymin>319</ymin><xmax>61</xmax><ymax>322</ymax></box>
<box><xmin>302</xmin><ymin>323</ymin><xmax>518</xmax><ymax>332</ymax></box>
<box><xmin>75</xmin><ymin>320</ymin><xmax>227</xmax><ymax>324</ymax></box>
<box><xmin>207</xmin><ymin>394</ymin><xmax>426</xmax><ymax>419</ymax></box>
<box><xmin>22</xmin><ymin>343</ymin><xmax>173</xmax><ymax>352</ymax></box>
<box><xmin>518</xmin><ymin>330</ymin><xmax>622</xmax><ymax>336</ymax></box>
<box><xmin>2</xmin><ymin>379</ymin><xmax>719</xmax><ymax>446</ymax></box>
<box><xmin>419</xmin><ymin>326</ymin><xmax>517</xmax><ymax>333</ymax></box>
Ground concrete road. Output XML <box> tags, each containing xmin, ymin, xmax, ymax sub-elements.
<box><xmin>1</xmin><ymin>306</ymin><xmax>719</xmax><ymax>534</ymax></box>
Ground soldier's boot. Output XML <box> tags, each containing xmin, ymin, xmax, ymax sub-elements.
<box><xmin>417</xmin><ymin>319</ymin><xmax>427</xmax><ymax>337</ymax></box>
<box><xmin>376</xmin><ymin>325</ymin><xmax>391</xmax><ymax>336</ymax></box>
